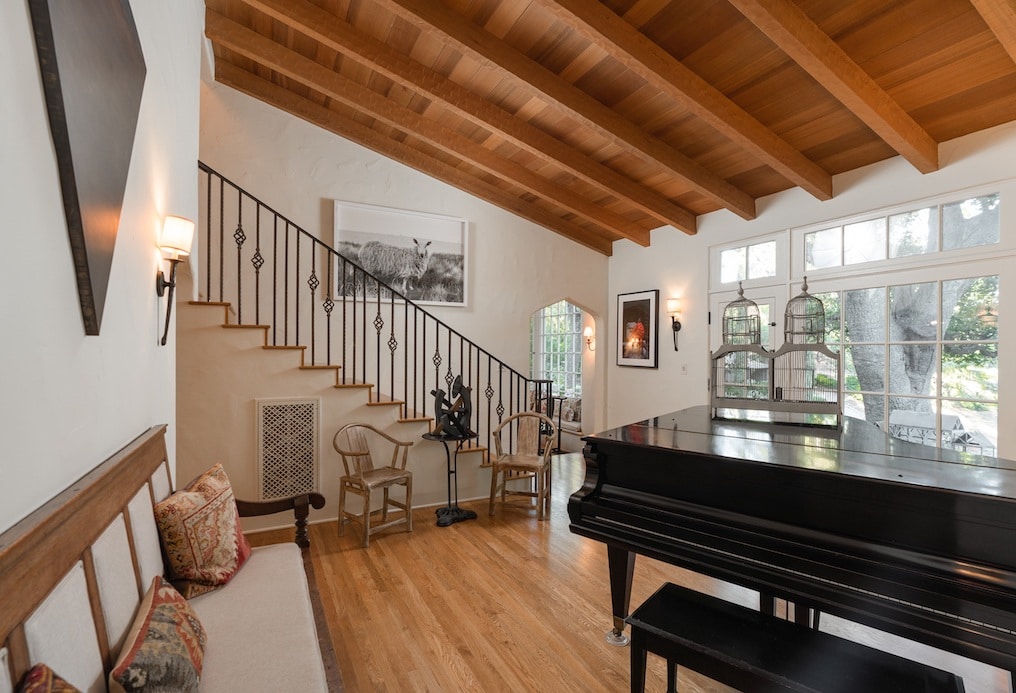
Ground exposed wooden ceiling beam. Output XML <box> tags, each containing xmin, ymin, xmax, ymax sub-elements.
<box><xmin>542</xmin><ymin>0</ymin><xmax>832</xmax><ymax>201</ymax></box>
<box><xmin>382</xmin><ymin>0</ymin><xmax>757</xmax><ymax>221</ymax></box>
<box><xmin>206</xmin><ymin>11</ymin><xmax>643</xmax><ymax>246</ymax></box>
<box><xmin>727</xmin><ymin>0</ymin><xmax>939</xmax><ymax>174</ymax></box>
<box><xmin>971</xmin><ymin>0</ymin><xmax>1016</xmax><ymax>66</ymax></box>
<box><xmin>241</xmin><ymin>0</ymin><xmax>697</xmax><ymax>235</ymax></box>
<box><xmin>215</xmin><ymin>65</ymin><xmax>614</xmax><ymax>255</ymax></box>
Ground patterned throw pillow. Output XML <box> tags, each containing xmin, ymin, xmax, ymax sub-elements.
<box><xmin>154</xmin><ymin>464</ymin><xmax>251</xmax><ymax>598</ymax></box>
<box><xmin>110</xmin><ymin>577</ymin><xmax>206</xmax><ymax>693</ymax></box>
<box><xmin>17</xmin><ymin>663</ymin><xmax>80</xmax><ymax>693</ymax></box>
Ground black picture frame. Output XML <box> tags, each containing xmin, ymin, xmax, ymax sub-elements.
<box><xmin>617</xmin><ymin>290</ymin><xmax>659</xmax><ymax>368</ymax></box>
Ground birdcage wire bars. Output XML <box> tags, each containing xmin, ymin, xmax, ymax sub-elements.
<box><xmin>711</xmin><ymin>280</ymin><xmax>841</xmax><ymax>426</ymax></box>
<box><xmin>722</xmin><ymin>283</ymin><xmax>763</xmax><ymax>346</ymax></box>
<box><xmin>784</xmin><ymin>277</ymin><xmax>825</xmax><ymax>345</ymax></box>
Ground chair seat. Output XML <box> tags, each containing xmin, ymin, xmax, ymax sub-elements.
<box><xmin>347</xmin><ymin>467</ymin><xmax>412</xmax><ymax>489</ymax></box>
<box><xmin>494</xmin><ymin>454</ymin><xmax>544</xmax><ymax>471</ymax></box>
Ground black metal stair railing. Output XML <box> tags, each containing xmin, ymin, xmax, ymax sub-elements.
<box><xmin>197</xmin><ymin>162</ymin><xmax>535</xmax><ymax>452</ymax></box>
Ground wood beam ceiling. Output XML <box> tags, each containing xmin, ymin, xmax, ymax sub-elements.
<box><xmin>971</xmin><ymin>0</ymin><xmax>1016</xmax><ymax>66</ymax></box>
<box><xmin>212</xmin><ymin>60</ymin><xmax>614</xmax><ymax>255</ymax></box>
<box><xmin>203</xmin><ymin>0</ymin><xmax>1016</xmax><ymax>255</ymax></box>
<box><xmin>207</xmin><ymin>9</ymin><xmax>629</xmax><ymax>250</ymax></box>
<box><xmin>539</xmin><ymin>0</ymin><xmax>832</xmax><ymax>201</ymax></box>
<box><xmin>241</xmin><ymin>0</ymin><xmax>696</xmax><ymax>237</ymax></box>
<box><xmin>727</xmin><ymin>0</ymin><xmax>940</xmax><ymax>174</ymax></box>
<box><xmin>382</xmin><ymin>0</ymin><xmax>755</xmax><ymax>222</ymax></box>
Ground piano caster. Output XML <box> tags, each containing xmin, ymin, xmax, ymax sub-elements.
<box><xmin>605</xmin><ymin>628</ymin><xmax>630</xmax><ymax>646</ymax></box>
<box><xmin>606</xmin><ymin>617</ymin><xmax>630</xmax><ymax>646</ymax></box>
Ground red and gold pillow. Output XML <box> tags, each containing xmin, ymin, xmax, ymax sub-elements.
<box><xmin>110</xmin><ymin>577</ymin><xmax>205</xmax><ymax>693</ymax></box>
<box><xmin>17</xmin><ymin>664</ymin><xmax>79</xmax><ymax>693</ymax></box>
<box><xmin>154</xmin><ymin>464</ymin><xmax>251</xmax><ymax>598</ymax></box>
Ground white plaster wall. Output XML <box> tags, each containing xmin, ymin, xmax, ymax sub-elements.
<box><xmin>195</xmin><ymin>78</ymin><xmax>608</xmax><ymax>515</ymax></box>
<box><xmin>0</xmin><ymin>2</ymin><xmax>203</xmax><ymax>533</ymax></box>
<box><xmin>607</xmin><ymin>122</ymin><xmax>1016</xmax><ymax>459</ymax></box>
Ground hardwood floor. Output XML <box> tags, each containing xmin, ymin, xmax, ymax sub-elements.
<box><xmin>250</xmin><ymin>453</ymin><xmax>1011</xmax><ymax>693</ymax></box>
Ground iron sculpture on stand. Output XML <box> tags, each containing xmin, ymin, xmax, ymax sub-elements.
<box><xmin>424</xmin><ymin>375</ymin><xmax>478</xmax><ymax>526</ymax></box>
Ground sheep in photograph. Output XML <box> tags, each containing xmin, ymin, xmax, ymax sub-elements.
<box><xmin>358</xmin><ymin>238</ymin><xmax>433</xmax><ymax>294</ymax></box>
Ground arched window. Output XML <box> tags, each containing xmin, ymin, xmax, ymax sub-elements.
<box><xmin>530</xmin><ymin>300</ymin><xmax>583</xmax><ymax>396</ymax></box>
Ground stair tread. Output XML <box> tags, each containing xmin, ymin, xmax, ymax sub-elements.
<box><xmin>299</xmin><ymin>364</ymin><xmax>341</xmax><ymax>370</ymax></box>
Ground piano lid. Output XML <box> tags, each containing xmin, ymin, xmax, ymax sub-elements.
<box><xmin>585</xmin><ymin>406</ymin><xmax>1016</xmax><ymax>500</ymax></box>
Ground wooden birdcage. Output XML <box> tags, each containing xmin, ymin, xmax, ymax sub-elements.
<box><xmin>771</xmin><ymin>279</ymin><xmax>841</xmax><ymax>425</ymax></box>
<box><xmin>712</xmin><ymin>280</ymin><xmax>841</xmax><ymax>427</ymax></box>
<box><xmin>711</xmin><ymin>284</ymin><xmax>772</xmax><ymax>414</ymax></box>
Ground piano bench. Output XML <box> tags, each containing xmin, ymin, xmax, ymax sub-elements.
<box><xmin>625</xmin><ymin>583</ymin><xmax>965</xmax><ymax>693</ymax></box>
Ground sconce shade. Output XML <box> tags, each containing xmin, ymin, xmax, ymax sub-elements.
<box><xmin>583</xmin><ymin>326</ymin><xmax>593</xmax><ymax>339</ymax></box>
<box><xmin>666</xmin><ymin>298</ymin><xmax>681</xmax><ymax>316</ymax></box>
<box><xmin>160</xmin><ymin>215</ymin><xmax>195</xmax><ymax>259</ymax></box>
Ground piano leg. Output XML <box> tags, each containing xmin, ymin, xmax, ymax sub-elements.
<box><xmin>607</xmin><ymin>545</ymin><xmax>636</xmax><ymax>646</ymax></box>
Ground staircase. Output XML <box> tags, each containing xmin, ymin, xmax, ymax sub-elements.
<box><xmin>175</xmin><ymin>163</ymin><xmax>540</xmax><ymax>532</ymax></box>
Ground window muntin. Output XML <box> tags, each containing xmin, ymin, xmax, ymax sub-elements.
<box><xmin>820</xmin><ymin>275</ymin><xmax>998</xmax><ymax>455</ymax></box>
<box><xmin>800</xmin><ymin>193</ymin><xmax>998</xmax><ymax>272</ymax></box>
<box><xmin>530</xmin><ymin>300</ymin><xmax>583</xmax><ymax>396</ymax></box>
<box><xmin>721</xmin><ymin>240</ymin><xmax>776</xmax><ymax>283</ymax></box>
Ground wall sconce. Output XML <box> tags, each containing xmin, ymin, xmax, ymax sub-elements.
<box><xmin>666</xmin><ymin>298</ymin><xmax>682</xmax><ymax>351</ymax></box>
<box><xmin>583</xmin><ymin>325</ymin><xmax>595</xmax><ymax>351</ymax></box>
<box><xmin>156</xmin><ymin>215</ymin><xmax>195</xmax><ymax>346</ymax></box>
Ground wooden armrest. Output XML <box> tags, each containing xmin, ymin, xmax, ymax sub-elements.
<box><xmin>235</xmin><ymin>492</ymin><xmax>326</xmax><ymax>549</ymax></box>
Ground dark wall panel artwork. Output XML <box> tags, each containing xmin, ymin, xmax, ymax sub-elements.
<box><xmin>29</xmin><ymin>0</ymin><xmax>147</xmax><ymax>335</ymax></box>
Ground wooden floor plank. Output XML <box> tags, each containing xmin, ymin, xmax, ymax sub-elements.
<box><xmin>245</xmin><ymin>453</ymin><xmax>732</xmax><ymax>692</ymax></box>
<box><xmin>248</xmin><ymin>452</ymin><xmax>1008</xmax><ymax>692</ymax></box>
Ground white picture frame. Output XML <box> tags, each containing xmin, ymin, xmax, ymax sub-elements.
<box><xmin>334</xmin><ymin>200</ymin><xmax>468</xmax><ymax>307</ymax></box>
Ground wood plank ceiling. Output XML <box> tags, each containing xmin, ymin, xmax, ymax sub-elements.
<box><xmin>204</xmin><ymin>0</ymin><xmax>1016</xmax><ymax>255</ymax></box>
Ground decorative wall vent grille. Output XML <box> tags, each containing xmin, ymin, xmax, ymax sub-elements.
<box><xmin>255</xmin><ymin>397</ymin><xmax>320</xmax><ymax>501</ymax></box>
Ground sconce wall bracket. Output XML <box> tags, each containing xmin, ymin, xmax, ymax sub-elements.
<box><xmin>671</xmin><ymin>316</ymin><xmax>682</xmax><ymax>351</ymax></box>
<box><xmin>157</xmin><ymin>258</ymin><xmax>183</xmax><ymax>346</ymax></box>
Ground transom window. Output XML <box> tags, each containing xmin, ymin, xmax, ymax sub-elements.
<box><xmin>804</xmin><ymin>194</ymin><xmax>999</xmax><ymax>271</ymax></box>
<box><xmin>720</xmin><ymin>240</ymin><xmax>777</xmax><ymax>283</ymax></box>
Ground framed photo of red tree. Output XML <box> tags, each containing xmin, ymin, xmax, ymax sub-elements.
<box><xmin>617</xmin><ymin>290</ymin><xmax>659</xmax><ymax>368</ymax></box>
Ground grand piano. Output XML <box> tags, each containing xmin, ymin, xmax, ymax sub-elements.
<box><xmin>568</xmin><ymin>406</ymin><xmax>1016</xmax><ymax>686</ymax></box>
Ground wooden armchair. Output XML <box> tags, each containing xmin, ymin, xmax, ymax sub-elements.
<box><xmin>489</xmin><ymin>411</ymin><xmax>557</xmax><ymax>520</ymax></box>
<box><xmin>332</xmin><ymin>423</ymin><xmax>414</xmax><ymax>547</ymax></box>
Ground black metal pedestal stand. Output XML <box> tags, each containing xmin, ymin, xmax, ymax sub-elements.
<box><xmin>422</xmin><ymin>432</ymin><xmax>478</xmax><ymax>526</ymax></box>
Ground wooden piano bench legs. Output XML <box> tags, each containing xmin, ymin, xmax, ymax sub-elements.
<box><xmin>625</xmin><ymin>583</ymin><xmax>965</xmax><ymax>693</ymax></box>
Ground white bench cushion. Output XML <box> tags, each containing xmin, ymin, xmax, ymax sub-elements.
<box><xmin>188</xmin><ymin>544</ymin><xmax>327</xmax><ymax>692</ymax></box>
<box><xmin>129</xmin><ymin>484</ymin><xmax>166</xmax><ymax>589</ymax></box>
<box><xmin>23</xmin><ymin>563</ymin><xmax>104</xmax><ymax>693</ymax></box>
<box><xmin>92</xmin><ymin>515</ymin><xmax>142</xmax><ymax>655</ymax></box>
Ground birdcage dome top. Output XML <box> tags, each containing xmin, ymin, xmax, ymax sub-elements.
<box><xmin>784</xmin><ymin>277</ymin><xmax>826</xmax><ymax>344</ymax></box>
<box><xmin>723</xmin><ymin>283</ymin><xmax>762</xmax><ymax>346</ymax></box>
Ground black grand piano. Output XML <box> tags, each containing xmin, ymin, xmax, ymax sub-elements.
<box><xmin>568</xmin><ymin>406</ymin><xmax>1016</xmax><ymax>686</ymax></box>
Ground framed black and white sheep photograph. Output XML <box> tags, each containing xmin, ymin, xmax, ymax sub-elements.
<box><xmin>333</xmin><ymin>200</ymin><xmax>468</xmax><ymax>307</ymax></box>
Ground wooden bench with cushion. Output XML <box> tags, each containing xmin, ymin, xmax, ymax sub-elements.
<box><xmin>626</xmin><ymin>582</ymin><xmax>965</xmax><ymax>693</ymax></box>
<box><xmin>0</xmin><ymin>425</ymin><xmax>341</xmax><ymax>692</ymax></box>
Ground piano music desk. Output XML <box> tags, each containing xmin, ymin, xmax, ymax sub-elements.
<box><xmin>627</xmin><ymin>582</ymin><xmax>965</xmax><ymax>693</ymax></box>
